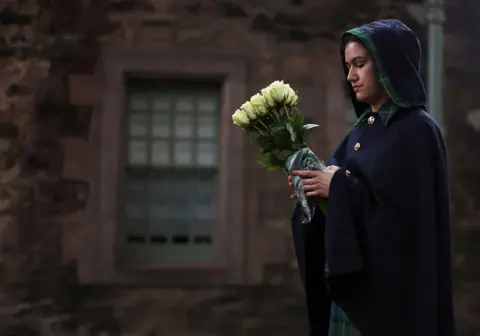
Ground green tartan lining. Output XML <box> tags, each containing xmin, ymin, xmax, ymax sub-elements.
<box><xmin>329</xmin><ymin>304</ymin><xmax>362</xmax><ymax>336</ymax></box>
<box><xmin>353</xmin><ymin>99</ymin><xmax>398</xmax><ymax>127</ymax></box>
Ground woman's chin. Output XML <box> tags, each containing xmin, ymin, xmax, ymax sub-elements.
<box><xmin>355</xmin><ymin>92</ymin><xmax>371</xmax><ymax>103</ymax></box>
<box><xmin>355</xmin><ymin>92</ymin><xmax>366</xmax><ymax>101</ymax></box>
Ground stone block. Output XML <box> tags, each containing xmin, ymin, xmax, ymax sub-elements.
<box><xmin>68</xmin><ymin>75</ymin><xmax>100</xmax><ymax>106</ymax></box>
<box><xmin>61</xmin><ymin>106</ymin><xmax>92</xmax><ymax>138</ymax></box>
<box><xmin>22</xmin><ymin>139</ymin><xmax>62</xmax><ymax>175</ymax></box>
<box><xmin>0</xmin><ymin>122</ymin><xmax>18</xmax><ymax>139</ymax></box>
<box><xmin>0</xmin><ymin>6</ymin><xmax>31</xmax><ymax>25</ymax></box>
<box><xmin>280</xmin><ymin>54</ymin><xmax>313</xmax><ymax>82</ymax></box>
<box><xmin>0</xmin><ymin>216</ymin><xmax>12</xmax><ymax>244</ymax></box>
<box><xmin>61</xmin><ymin>138</ymin><xmax>91</xmax><ymax>179</ymax></box>
<box><xmin>35</xmin><ymin>180</ymin><xmax>90</xmax><ymax>218</ymax></box>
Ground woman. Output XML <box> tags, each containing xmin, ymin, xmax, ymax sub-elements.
<box><xmin>289</xmin><ymin>19</ymin><xmax>455</xmax><ymax>336</ymax></box>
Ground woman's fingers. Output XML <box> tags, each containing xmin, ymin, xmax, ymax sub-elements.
<box><xmin>302</xmin><ymin>177</ymin><xmax>316</xmax><ymax>186</ymax></box>
<box><xmin>291</xmin><ymin>170</ymin><xmax>318</xmax><ymax>178</ymax></box>
<box><xmin>289</xmin><ymin>171</ymin><xmax>330</xmax><ymax>198</ymax></box>
<box><xmin>303</xmin><ymin>182</ymin><xmax>321</xmax><ymax>191</ymax></box>
<box><xmin>306</xmin><ymin>188</ymin><xmax>327</xmax><ymax>197</ymax></box>
<box><xmin>287</xmin><ymin>174</ymin><xmax>293</xmax><ymax>191</ymax></box>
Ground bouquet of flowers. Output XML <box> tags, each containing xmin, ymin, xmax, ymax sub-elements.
<box><xmin>232</xmin><ymin>80</ymin><xmax>328</xmax><ymax>223</ymax></box>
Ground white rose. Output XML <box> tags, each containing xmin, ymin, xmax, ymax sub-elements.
<box><xmin>232</xmin><ymin>109</ymin><xmax>250</xmax><ymax>127</ymax></box>
<box><xmin>283</xmin><ymin>84</ymin><xmax>299</xmax><ymax>106</ymax></box>
<box><xmin>249</xmin><ymin>93</ymin><xmax>268</xmax><ymax>116</ymax></box>
<box><xmin>261</xmin><ymin>80</ymin><xmax>284</xmax><ymax>107</ymax></box>
<box><xmin>261</xmin><ymin>87</ymin><xmax>276</xmax><ymax>108</ymax></box>
<box><xmin>268</xmin><ymin>80</ymin><xmax>288</xmax><ymax>104</ymax></box>
<box><xmin>261</xmin><ymin>80</ymin><xmax>300</xmax><ymax>107</ymax></box>
<box><xmin>269</xmin><ymin>80</ymin><xmax>285</xmax><ymax>87</ymax></box>
<box><xmin>241</xmin><ymin>101</ymin><xmax>256</xmax><ymax>120</ymax></box>
<box><xmin>267</xmin><ymin>81</ymin><xmax>284</xmax><ymax>105</ymax></box>
<box><xmin>260</xmin><ymin>80</ymin><xmax>300</xmax><ymax>108</ymax></box>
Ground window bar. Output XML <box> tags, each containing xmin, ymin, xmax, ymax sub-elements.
<box><xmin>191</xmin><ymin>94</ymin><xmax>201</xmax><ymax>246</ymax></box>
<box><xmin>168</xmin><ymin>95</ymin><xmax>175</xmax><ymax>167</ymax></box>
<box><xmin>145</xmin><ymin>93</ymin><xmax>154</xmax><ymax>247</ymax></box>
<box><xmin>192</xmin><ymin>93</ymin><xmax>200</xmax><ymax>168</ymax></box>
<box><xmin>125</xmin><ymin>93</ymin><xmax>148</xmax><ymax>246</ymax></box>
<box><xmin>168</xmin><ymin>94</ymin><xmax>178</xmax><ymax>247</ymax></box>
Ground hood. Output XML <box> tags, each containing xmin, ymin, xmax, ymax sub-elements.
<box><xmin>341</xmin><ymin>19</ymin><xmax>426</xmax><ymax>117</ymax></box>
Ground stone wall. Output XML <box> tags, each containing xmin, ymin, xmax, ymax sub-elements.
<box><xmin>0</xmin><ymin>0</ymin><xmax>479</xmax><ymax>335</ymax></box>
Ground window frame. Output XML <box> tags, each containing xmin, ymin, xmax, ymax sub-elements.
<box><xmin>86</xmin><ymin>47</ymin><xmax>248</xmax><ymax>285</ymax></box>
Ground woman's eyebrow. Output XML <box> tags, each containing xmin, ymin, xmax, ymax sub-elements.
<box><xmin>350</xmin><ymin>56</ymin><xmax>367</xmax><ymax>63</ymax></box>
<box><xmin>345</xmin><ymin>56</ymin><xmax>368</xmax><ymax>66</ymax></box>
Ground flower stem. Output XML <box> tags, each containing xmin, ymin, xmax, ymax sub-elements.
<box><xmin>253</xmin><ymin>124</ymin><xmax>267</xmax><ymax>135</ymax></box>
<box><xmin>271</xmin><ymin>108</ymin><xmax>282</xmax><ymax>123</ymax></box>
<box><xmin>257</xmin><ymin>118</ymin><xmax>269</xmax><ymax>131</ymax></box>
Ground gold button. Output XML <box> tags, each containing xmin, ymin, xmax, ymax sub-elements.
<box><xmin>368</xmin><ymin>116</ymin><xmax>375</xmax><ymax>124</ymax></box>
<box><xmin>345</xmin><ymin>170</ymin><xmax>351</xmax><ymax>176</ymax></box>
<box><xmin>354</xmin><ymin>143</ymin><xmax>361</xmax><ymax>151</ymax></box>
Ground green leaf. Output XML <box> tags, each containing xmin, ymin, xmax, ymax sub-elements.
<box><xmin>289</xmin><ymin>112</ymin><xmax>305</xmax><ymax>142</ymax></box>
<box><xmin>276</xmin><ymin>149</ymin><xmax>294</xmax><ymax>161</ymax></box>
<box><xmin>293</xmin><ymin>142</ymin><xmax>307</xmax><ymax>150</ymax></box>
<box><xmin>258</xmin><ymin>152</ymin><xmax>283</xmax><ymax>171</ymax></box>
<box><xmin>303</xmin><ymin>123</ymin><xmax>319</xmax><ymax>131</ymax></box>
<box><xmin>258</xmin><ymin>152</ymin><xmax>272</xmax><ymax>168</ymax></box>
<box><xmin>256</xmin><ymin>134</ymin><xmax>273</xmax><ymax>150</ymax></box>
<box><xmin>272</xmin><ymin>129</ymin><xmax>291</xmax><ymax>149</ymax></box>
<box><xmin>286</xmin><ymin>122</ymin><xmax>296</xmax><ymax>143</ymax></box>
<box><xmin>270</xmin><ymin>125</ymin><xmax>286</xmax><ymax>135</ymax></box>
<box><xmin>266</xmin><ymin>165</ymin><xmax>283</xmax><ymax>171</ymax></box>
<box><xmin>291</xmin><ymin>112</ymin><xmax>303</xmax><ymax>128</ymax></box>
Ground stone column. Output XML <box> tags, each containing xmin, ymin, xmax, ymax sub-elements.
<box><xmin>426</xmin><ymin>0</ymin><xmax>446</xmax><ymax>133</ymax></box>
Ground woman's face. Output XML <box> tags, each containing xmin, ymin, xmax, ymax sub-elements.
<box><xmin>344</xmin><ymin>41</ymin><xmax>385</xmax><ymax>104</ymax></box>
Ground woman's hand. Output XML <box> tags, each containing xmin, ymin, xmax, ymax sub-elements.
<box><xmin>291</xmin><ymin>165</ymin><xmax>340</xmax><ymax>198</ymax></box>
<box><xmin>287</xmin><ymin>173</ymin><xmax>295</xmax><ymax>199</ymax></box>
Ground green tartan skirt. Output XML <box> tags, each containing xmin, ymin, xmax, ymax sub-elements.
<box><xmin>328</xmin><ymin>303</ymin><xmax>361</xmax><ymax>336</ymax></box>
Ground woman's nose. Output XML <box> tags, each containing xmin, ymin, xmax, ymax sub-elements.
<box><xmin>347</xmin><ymin>68</ymin><xmax>357</xmax><ymax>82</ymax></box>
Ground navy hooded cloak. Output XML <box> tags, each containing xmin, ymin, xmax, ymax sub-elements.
<box><xmin>291</xmin><ymin>19</ymin><xmax>455</xmax><ymax>336</ymax></box>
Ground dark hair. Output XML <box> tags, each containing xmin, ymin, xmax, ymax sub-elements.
<box><xmin>341</xmin><ymin>34</ymin><xmax>363</xmax><ymax>53</ymax></box>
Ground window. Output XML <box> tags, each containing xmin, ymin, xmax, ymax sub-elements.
<box><xmin>119</xmin><ymin>80</ymin><xmax>221</xmax><ymax>265</ymax></box>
